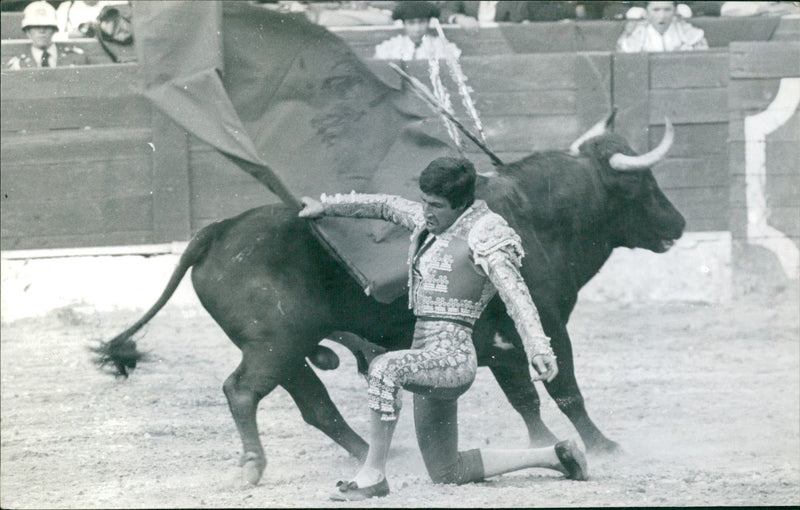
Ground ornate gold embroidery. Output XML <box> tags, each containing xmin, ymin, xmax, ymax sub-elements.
<box><xmin>318</xmin><ymin>193</ymin><xmax>554</xmax><ymax>362</ymax></box>
<box><xmin>482</xmin><ymin>248</ymin><xmax>555</xmax><ymax>360</ymax></box>
<box><xmin>320</xmin><ymin>191</ymin><xmax>424</xmax><ymax>232</ymax></box>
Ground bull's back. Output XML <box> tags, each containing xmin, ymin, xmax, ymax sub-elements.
<box><xmin>190</xmin><ymin>206</ymin><xmax>338</xmax><ymax>348</ymax></box>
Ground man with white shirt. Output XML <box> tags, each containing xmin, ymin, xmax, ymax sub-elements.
<box><xmin>616</xmin><ymin>1</ymin><xmax>708</xmax><ymax>52</ymax></box>
<box><xmin>6</xmin><ymin>1</ymin><xmax>90</xmax><ymax>70</ymax></box>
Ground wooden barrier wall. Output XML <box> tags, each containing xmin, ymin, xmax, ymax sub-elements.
<box><xmin>727</xmin><ymin>42</ymin><xmax>800</xmax><ymax>278</ymax></box>
<box><xmin>335</xmin><ymin>16</ymin><xmax>788</xmax><ymax>58</ymax></box>
<box><xmin>1</xmin><ymin>31</ymin><xmax>798</xmax><ymax>266</ymax></box>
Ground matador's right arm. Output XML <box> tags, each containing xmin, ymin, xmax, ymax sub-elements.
<box><xmin>319</xmin><ymin>191</ymin><xmax>424</xmax><ymax>232</ymax></box>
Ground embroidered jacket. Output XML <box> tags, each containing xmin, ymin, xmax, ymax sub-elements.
<box><xmin>320</xmin><ymin>191</ymin><xmax>554</xmax><ymax>361</ymax></box>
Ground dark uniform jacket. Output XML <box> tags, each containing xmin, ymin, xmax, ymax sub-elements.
<box><xmin>5</xmin><ymin>44</ymin><xmax>90</xmax><ymax>69</ymax></box>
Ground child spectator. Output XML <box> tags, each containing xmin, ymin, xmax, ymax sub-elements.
<box><xmin>374</xmin><ymin>1</ymin><xmax>461</xmax><ymax>61</ymax></box>
<box><xmin>616</xmin><ymin>1</ymin><xmax>708</xmax><ymax>52</ymax></box>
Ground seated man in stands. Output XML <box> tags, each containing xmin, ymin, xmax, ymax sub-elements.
<box><xmin>6</xmin><ymin>1</ymin><xmax>89</xmax><ymax>69</ymax></box>
<box><xmin>616</xmin><ymin>1</ymin><xmax>708</xmax><ymax>52</ymax></box>
<box><xmin>374</xmin><ymin>1</ymin><xmax>461</xmax><ymax>61</ymax></box>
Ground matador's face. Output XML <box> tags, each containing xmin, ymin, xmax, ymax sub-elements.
<box><xmin>421</xmin><ymin>193</ymin><xmax>466</xmax><ymax>235</ymax></box>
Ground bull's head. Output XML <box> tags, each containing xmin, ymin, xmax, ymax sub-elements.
<box><xmin>575</xmin><ymin>118</ymin><xmax>686</xmax><ymax>253</ymax></box>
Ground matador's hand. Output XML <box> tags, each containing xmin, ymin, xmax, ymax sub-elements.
<box><xmin>531</xmin><ymin>354</ymin><xmax>558</xmax><ymax>383</ymax></box>
<box><xmin>298</xmin><ymin>196</ymin><xmax>324</xmax><ymax>218</ymax></box>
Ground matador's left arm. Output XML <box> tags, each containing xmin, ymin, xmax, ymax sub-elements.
<box><xmin>469</xmin><ymin>216</ymin><xmax>555</xmax><ymax>365</ymax></box>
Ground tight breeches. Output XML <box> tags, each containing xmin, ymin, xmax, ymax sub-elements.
<box><xmin>366</xmin><ymin>319</ymin><xmax>485</xmax><ymax>484</ymax></box>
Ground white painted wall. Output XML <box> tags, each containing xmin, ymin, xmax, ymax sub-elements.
<box><xmin>1</xmin><ymin>231</ymin><xmax>733</xmax><ymax>322</ymax></box>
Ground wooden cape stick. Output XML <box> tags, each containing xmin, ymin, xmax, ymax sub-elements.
<box><xmin>388</xmin><ymin>63</ymin><xmax>505</xmax><ymax>167</ymax></box>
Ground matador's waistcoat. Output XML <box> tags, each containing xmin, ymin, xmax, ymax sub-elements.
<box><xmin>320</xmin><ymin>192</ymin><xmax>553</xmax><ymax>360</ymax></box>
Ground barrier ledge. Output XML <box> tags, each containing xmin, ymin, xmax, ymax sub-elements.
<box><xmin>1</xmin><ymin>242</ymin><xmax>190</xmax><ymax>260</ymax></box>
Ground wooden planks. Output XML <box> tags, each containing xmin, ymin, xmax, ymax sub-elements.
<box><xmin>650</xmin><ymin>51</ymin><xmax>729</xmax><ymax>89</ymax></box>
<box><xmin>727</xmin><ymin>42</ymin><xmax>800</xmax><ymax>251</ymax></box>
<box><xmin>0</xmin><ymin>13</ymin><xmax>25</xmax><ymax>40</ymax></box>
<box><xmin>730</xmin><ymin>41</ymin><xmax>800</xmax><ymax>79</ymax></box>
<box><xmin>612</xmin><ymin>52</ymin><xmax>649</xmax><ymax>154</ymax></box>
<box><xmin>1</xmin><ymin>63</ymin><xmax>138</xmax><ymax>98</ymax></box>
<box><xmin>1</xmin><ymin>64</ymin><xmax>146</xmax><ymax>133</ymax></box>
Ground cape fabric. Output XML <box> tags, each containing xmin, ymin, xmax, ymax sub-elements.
<box><xmin>133</xmin><ymin>1</ymin><xmax>457</xmax><ymax>303</ymax></box>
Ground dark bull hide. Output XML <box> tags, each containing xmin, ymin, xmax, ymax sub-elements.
<box><xmin>93</xmin><ymin>118</ymin><xmax>685</xmax><ymax>485</ymax></box>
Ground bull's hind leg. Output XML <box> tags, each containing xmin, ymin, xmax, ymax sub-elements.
<box><xmin>222</xmin><ymin>346</ymin><xmax>282</xmax><ymax>485</ymax></box>
<box><xmin>282</xmin><ymin>361</ymin><xmax>369</xmax><ymax>461</ymax></box>
<box><xmin>490</xmin><ymin>364</ymin><xmax>558</xmax><ymax>447</ymax></box>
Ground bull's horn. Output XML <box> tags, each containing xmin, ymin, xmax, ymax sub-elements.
<box><xmin>568</xmin><ymin>109</ymin><xmax>616</xmax><ymax>156</ymax></box>
<box><xmin>609</xmin><ymin>117</ymin><xmax>674</xmax><ymax>171</ymax></box>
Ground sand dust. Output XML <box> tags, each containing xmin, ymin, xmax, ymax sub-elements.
<box><xmin>1</xmin><ymin>286</ymin><xmax>798</xmax><ymax>507</ymax></box>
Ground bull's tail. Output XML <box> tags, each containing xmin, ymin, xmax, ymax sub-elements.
<box><xmin>90</xmin><ymin>222</ymin><xmax>223</xmax><ymax>377</ymax></box>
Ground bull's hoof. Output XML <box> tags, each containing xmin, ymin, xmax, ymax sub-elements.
<box><xmin>240</xmin><ymin>452</ymin><xmax>266</xmax><ymax>485</ymax></box>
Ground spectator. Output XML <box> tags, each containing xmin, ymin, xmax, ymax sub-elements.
<box><xmin>5</xmin><ymin>1</ymin><xmax>89</xmax><ymax>69</ymax></box>
<box><xmin>374</xmin><ymin>1</ymin><xmax>461</xmax><ymax>61</ymax></box>
<box><xmin>54</xmin><ymin>0</ymin><xmax>127</xmax><ymax>41</ymax></box>
<box><xmin>720</xmin><ymin>2</ymin><xmax>800</xmax><ymax>17</ymax></box>
<box><xmin>616</xmin><ymin>1</ymin><xmax>708</xmax><ymax>52</ymax></box>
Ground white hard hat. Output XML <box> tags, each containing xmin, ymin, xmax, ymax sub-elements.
<box><xmin>21</xmin><ymin>1</ymin><xmax>59</xmax><ymax>30</ymax></box>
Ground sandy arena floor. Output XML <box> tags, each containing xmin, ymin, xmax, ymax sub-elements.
<box><xmin>1</xmin><ymin>285</ymin><xmax>798</xmax><ymax>508</ymax></box>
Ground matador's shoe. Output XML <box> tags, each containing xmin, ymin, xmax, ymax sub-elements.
<box><xmin>555</xmin><ymin>440</ymin><xmax>589</xmax><ymax>481</ymax></box>
<box><xmin>330</xmin><ymin>476</ymin><xmax>390</xmax><ymax>501</ymax></box>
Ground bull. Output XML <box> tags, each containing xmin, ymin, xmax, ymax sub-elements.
<box><xmin>93</xmin><ymin>117</ymin><xmax>684</xmax><ymax>485</ymax></box>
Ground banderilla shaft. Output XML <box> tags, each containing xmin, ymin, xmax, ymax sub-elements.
<box><xmin>389</xmin><ymin>63</ymin><xmax>505</xmax><ymax>167</ymax></box>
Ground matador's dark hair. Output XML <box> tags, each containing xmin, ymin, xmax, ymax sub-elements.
<box><xmin>419</xmin><ymin>157</ymin><xmax>476</xmax><ymax>210</ymax></box>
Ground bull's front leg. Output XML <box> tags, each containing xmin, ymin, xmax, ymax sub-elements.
<box><xmin>489</xmin><ymin>363</ymin><xmax>559</xmax><ymax>447</ymax></box>
<box><xmin>544</xmin><ymin>326</ymin><xmax>621</xmax><ymax>454</ymax></box>
<box><xmin>475</xmin><ymin>300</ymin><xmax>558</xmax><ymax>447</ymax></box>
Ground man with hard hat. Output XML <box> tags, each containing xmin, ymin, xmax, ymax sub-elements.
<box><xmin>6</xmin><ymin>1</ymin><xmax>90</xmax><ymax>69</ymax></box>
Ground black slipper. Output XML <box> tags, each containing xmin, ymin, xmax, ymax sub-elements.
<box><xmin>330</xmin><ymin>476</ymin><xmax>390</xmax><ymax>501</ymax></box>
<box><xmin>555</xmin><ymin>440</ymin><xmax>589</xmax><ymax>481</ymax></box>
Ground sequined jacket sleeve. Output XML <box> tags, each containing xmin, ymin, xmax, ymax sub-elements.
<box><xmin>468</xmin><ymin>215</ymin><xmax>555</xmax><ymax>361</ymax></box>
<box><xmin>319</xmin><ymin>191</ymin><xmax>424</xmax><ymax>232</ymax></box>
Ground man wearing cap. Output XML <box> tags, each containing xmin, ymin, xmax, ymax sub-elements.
<box><xmin>374</xmin><ymin>1</ymin><xmax>461</xmax><ymax>61</ymax></box>
<box><xmin>6</xmin><ymin>1</ymin><xmax>90</xmax><ymax>70</ymax></box>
